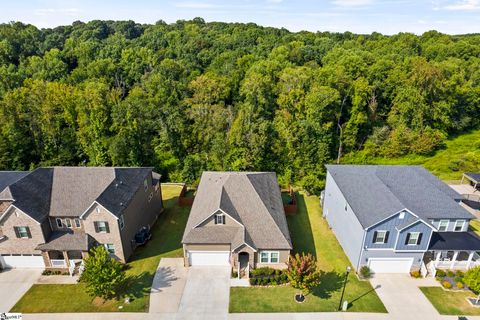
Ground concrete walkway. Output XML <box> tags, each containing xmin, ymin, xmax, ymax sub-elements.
<box><xmin>36</xmin><ymin>275</ymin><xmax>79</xmax><ymax>284</ymax></box>
<box><xmin>0</xmin><ymin>268</ymin><xmax>42</xmax><ymax>312</ymax></box>
<box><xmin>149</xmin><ymin>258</ymin><xmax>188</xmax><ymax>314</ymax></box>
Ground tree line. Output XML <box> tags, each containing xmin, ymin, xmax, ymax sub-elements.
<box><xmin>0</xmin><ymin>19</ymin><xmax>479</xmax><ymax>193</ymax></box>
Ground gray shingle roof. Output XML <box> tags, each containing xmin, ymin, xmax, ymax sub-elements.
<box><xmin>465</xmin><ymin>172</ymin><xmax>480</xmax><ymax>184</ymax></box>
<box><xmin>326</xmin><ymin>165</ymin><xmax>473</xmax><ymax>228</ymax></box>
<box><xmin>182</xmin><ymin>172</ymin><xmax>292</xmax><ymax>250</ymax></box>
<box><xmin>0</xmin><ymin>171</ymin><xmax>30</xmax><ymax>200</ymax></box>
<box><xmin>36</xmin><ymin>231</ymin><xmax>96</xmax><ymax>251</ymax></box>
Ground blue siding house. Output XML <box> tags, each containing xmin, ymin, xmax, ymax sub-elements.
<box><xmin>323</xmin><ymin>165</ymin><xmax>480</xmax><ymax>274</ymax></box>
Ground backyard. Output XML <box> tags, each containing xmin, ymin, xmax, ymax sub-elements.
<box><xmin>11</xmin><ymin>184</ymin><xmax>186</xmax><ymax>313</ymax></box>
<box><xmin>421</xmin><ymin>287</ymin><xmax>480</xmax><ymax>316</ymax></box>
<box><xmin>229</xmin><ymin>192</ymin><xmax>387</xmax><ymax>313</ymax></box>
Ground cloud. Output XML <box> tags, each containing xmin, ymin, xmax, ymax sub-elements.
<box><xmin>34</xmin><ymin>8</ymin><xmax>81</xmax><ymax>16</ymax></box>
<box><xmin>331</xmin><ymin>0</ymin><xmax>375</xmax><ymax>7</ymax></box>
<box><xmin>443</xmin><ymin>0</ymin><xmax>480</xmax><ymax>10</ymax></box>
<box><xmin>267</xmin><ymin>0</ymin><xmax>283</xmax><ymax>3</ymax></box>
<box><xmin>174</xmin><ymin>2</ymin><xmax>217</xmax><ymax>9</ymax></box>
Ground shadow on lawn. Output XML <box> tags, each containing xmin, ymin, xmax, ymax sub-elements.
<box><xmin>287</xmin><ymin>193</ymin><xmax>317</xmax><ymax>257</ymax></box>
<box><xmin>347</xmin><ymin>285</ymin><xmax>381</xmax><ymax>309</ymax></box>
<box><xmin>118</xmin><ymin>271</ymin><xmax>155</xmax><ymax>300</ymax></box>
<box><xmin>312</xmin><ymin>271</ymin><xmax>344</xmax><ymax>299</ymax></box>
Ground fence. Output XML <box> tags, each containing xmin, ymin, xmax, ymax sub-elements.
<box><xmin>283</xmin><ymin>186</ymin><xmax>297</xmax><ymax>215</ymax></box>
<box><xmin>178</xmin><ymin>184</ymin><xmax>195</xmax><ymax>207</ymax></box>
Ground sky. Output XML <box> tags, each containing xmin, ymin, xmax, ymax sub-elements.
<box><xmin>0</xmin><ymin>0</ymin><xmax>479</xmax><ymax>35</ymax></box>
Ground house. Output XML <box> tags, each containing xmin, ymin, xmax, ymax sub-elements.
<box><xmin>181</xmin><ymin>172</ymin><xmax>292</xmax><ymax>272</ymax></box>
<box><xmin>323</xmin><ymin>165</ymin><xmax>480</xmax><ymax>274</ymax></box>
<box><xmin>0</xmin><ymin>167</ymin><xmax>163</xmax><ymax>271</ymax></box>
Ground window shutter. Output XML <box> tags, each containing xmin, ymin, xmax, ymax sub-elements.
<box><xmin>405</xmin><ymin>233</ymin><xmax>410</xmax><ymax>245</ymax></box>
<box><xmin>105</xmin><ymin>222</ymin><xmax>110</xmax><ymax>233</ymax></box>
<box><xmin>373</xmin><ymin>231</ymin><xmax>378</xmax><ymax>243</ymax></box>
<box><xmin>417</xmin><ymin>233</ymin><xmax>423</xmax><ymax>245</ymax></box>
<box><xmin>94</xmin><ymin>221</ymin><xmax>99</xmax><ymax>233</ymax></box>
<box><xmin>26</xmin><ymin>227</ymin><xmax>32</xmax><ymax>238</ymax></box>
<box><xmin>384</xmin><ymin>231</ymin><xmax>389</xmax><ymax>243</ymax></box>
<box><xmin>14</xmin><ymin>227</ymin><xmax>21</xmax><ymax>238</ymax></box>
<box><xmin>222</xmin><ymin>215</ymin><xmax>225</xmax><ymax>225</ymax></box>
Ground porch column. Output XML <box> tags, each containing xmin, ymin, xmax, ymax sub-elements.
<box><xmin>467</xmin><ymin>251</ymin><xmax>475</xmax><ymax>269</ymax></box>
<box><xmin>435</xmin><ymin>251</ymin><xmax>442</xmax><ymax>267</ymax></box>
<box><xmin>62</xmin><ymin>251</ymin><xmax>70</xmax><ymax>268</ymax></box>
<box><xmin>450</xmin><ymin>251</ymin><xmax>459</xmax><ymax>269</ymax></box>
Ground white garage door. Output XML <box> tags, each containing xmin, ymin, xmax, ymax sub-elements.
<box><xmin>0</xmin><ymin>254</ymin><xmax>44</xmax><ymax>268</ymax></box>
<box><xmin>368</xmin><ymin>258</ymin><xmax>413</xmax><ymax>273</ymax></box>
<box><xmin>188</xmin><ymin>251</ymin><xmax>230</xmax><ymax>266</ymax></box>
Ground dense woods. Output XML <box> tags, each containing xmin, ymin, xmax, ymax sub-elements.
<box><xmin>0</xmin><ymin>19</ymin><xmax>479</xmax><ymax>192</ymax></box>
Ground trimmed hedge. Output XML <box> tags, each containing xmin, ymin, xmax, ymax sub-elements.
<box><xmin>249</xmin><ymin>267</ymin><xmax>288</xmax><ymax>286</ymax></box>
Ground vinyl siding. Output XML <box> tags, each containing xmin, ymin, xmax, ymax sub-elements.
<box><xmin>198</xmin><ymin>210</ymin><xmax>240</xmax><ymax>227</ymax></box>
<box><xmin>364</xmin><ymin>210</ymin><xmax>417</xmax><ymax>249</ymax></box>
<box><xmin>430</xmin><ymin>218</ymin><xmax>470</xmax><ymax>232</ymax></box>
<box><xmin>395</xmin><ymin>221</ymin><xmax>432</xmax><ymax>251</ymax></box>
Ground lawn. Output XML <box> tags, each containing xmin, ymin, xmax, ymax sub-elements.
<box><xmin>11</xmin><ymin>184</ymin><xmax>187</xmax><ymax>313</ymax></box>
<box><xmin>343</xmin><ymin>128</ymin><xmax>480</xmax><ymax>181</ymax></box>
<box><xmin>420</xmin><ymin>287</ymin><xmax>480</xmax><ymax>315</ymax></box>
<box><xmin>229</xmin><ymin>193</ymin><xmax>387</xmax><ymax>313</ymax></box>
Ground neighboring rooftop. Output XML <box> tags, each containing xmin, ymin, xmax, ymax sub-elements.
<box><xmin>326</xmin><ymin>165</ymin><xmax>473</xmax><ymax>228</ymax></box>
<box><xmin>464</xmin><ymin>172</ymin><xmax>480</xmax><ymax>184</ymax></box>
<box><xmin>182</xmin><ymin>171</ymin><xmax>292</xmax><ymax>250</ymax></box>
<box><xmin>0</xmin><ymin>171</ymin><xmax>30</xmax><ymax>200</ymax></box>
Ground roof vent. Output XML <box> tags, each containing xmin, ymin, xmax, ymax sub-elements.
<box><xmin>120</xmin><ymin>202</ymin><xmax>124</xmax><ymax>206</ymax></box>
<box><xmin>115</xmin><ymin>183</ymin><xmax>119</xmax><ymax>188</ymax></box>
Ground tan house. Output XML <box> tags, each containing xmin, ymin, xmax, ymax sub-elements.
<box><xmin>182</xmin><ymin>172</ymin><xmax>292</xmax><ymax>273</ymax></box>
<box><xmin>0</xmin><ymin>167</ymin><xmax>163</xmax><ymax>272</ymax></box>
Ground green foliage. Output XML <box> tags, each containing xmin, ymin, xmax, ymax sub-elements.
<box><xmin>410</xmin><ymin>270</ymin><xmax>421</xmax><ymax>278</ymax></box>
<box><xmin>436</xmin><ymin>269</ymin><xmax>446</xmax><ymax>277</ymax></box>
<box><xmin>447</xmin><ymin>270</ymin><xmax>455</xmax><ymax>278</ymax></box>
<box><xmin>79</xmin><ymin>245</ymin><xmax>126</xmax><ymax>299</ymax></box>
<box><xmin>360</xmin><ymin>266</ymin><xmax>372</xmax><ymax>279</ymax></box>
<box><xmin>464</xmin><ymin>266</ymin><xmax>480</xmax><ymax>294</ymax></box>
<box><xmin>286</xmin><ymin>253</ymin><xmax>321</xmax><ymax>294</ymax></box>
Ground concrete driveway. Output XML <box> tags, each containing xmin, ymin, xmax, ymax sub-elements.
<box><xmin>0</xmin><ymin>268</ymin><xmax>42</xmax><ymax>312</ymax></box>
<box><xmin>149</xmin><ymin>258</ymin><xmax>187</xmax><ymax>314</ymax></box>
<box><xmin>369</xmin><ymin>274</ymin><xmax>441</xmax><ymax>320</ymax></box>
<box><xmin>177</xmin><ymin>266</ymin><xmax>231</xmax><ymax>320</ymax></box>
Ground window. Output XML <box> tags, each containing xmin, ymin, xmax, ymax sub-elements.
<box><xmin>399</xmin><ymin>212</ymin><xmax>405</xmax><ymax>219</ymax></box>
<box><xmin>454</xmin><ymin>220</ymin><xmax>465</xmax><ymax>232</ymax></box>
<box><xmin>65</xmin><ymin>218</ymin><xmax>72</xmax><ymax>228</ymax></box>
<box><xmin>55</xmin><ymin>218</ymin><xmax>63</xmax><ymax>228</ymax></box>
<box><xmin>144</xmin><ymin>179</ymin><xmax>148</xmax><ymax>192</ymax></box>
<box><xmin>148</xmin><ymin>192</ymin><xmax>153</xmax><ymax>202</ymax></box>
<box><xmin>438</xmin><ymin>220</ymin><xmax>449</xmax><ymax>232</ymax></box>
<box><xmin>373</xmin><ymin>230</ymin><xmax>389</xmax><ymax>244</ymax></box>
<box><xmin>95</xmin><ymin>221</ymin><xmax>109</xmax><ymax>233</ymax></box>
<box><xmin>74</xmin><ymin>219</ymin><xmax>81</xmax><ymax>228</ymax></box>
<box><xmin>119</xmin><ymin>215</ymin><xmax>125</xmax><ymax>230</ymax></box>
<box><xmin>15</xmin><ymin>226</ymin><xmax>30</xmax><ymax>239</ymax></box>
<box><xmin>406</xmin><ymin>232</ymin><xmax>422</xmax><ymax>245</ymax></box>
<box><xmin>215</xmin><ymin>214</ymin><xmax>225</xmax><ymax>225</ymax></box>
<box><xmin>104</xmin><ymin>244</ymin><xmax>115</xmax><ymax>254</ymax></box>
<box><xmin>260</xmin><ymin>251</ymin><xmax>280</xmax><ymax>264</ymax></box>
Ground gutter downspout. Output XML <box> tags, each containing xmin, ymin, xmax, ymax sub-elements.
<box><xmin>356</xmin><ymin>229</ymin><xmax>367</xmax><ymax>270</ymax></box>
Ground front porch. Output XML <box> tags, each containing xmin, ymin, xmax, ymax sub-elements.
<box><xmin>424</xmin><ymin>250</ymin><xmax>480</xmax><ymax>271</ymax></box>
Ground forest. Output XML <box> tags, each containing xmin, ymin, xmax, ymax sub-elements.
<box><xmin>0</xmin><ymin>19</ymin><xmax>479</xmax><ymax>193</ymax></box>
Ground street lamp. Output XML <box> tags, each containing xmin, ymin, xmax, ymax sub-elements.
<box><xmin>338</xmin><ymin>266</ymin><xmax>352</xmax><ymax>311</ymax></box>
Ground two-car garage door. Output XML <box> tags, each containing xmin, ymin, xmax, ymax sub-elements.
<box><xmin>368</xmin><ymin>258</ymin><xmax>413</xmax><ymax>273</ymax></box>
<box><xmin>188</xmin><ymin>251</ymin><xmax>230</xmax><ymax>266</ymax></box>
<box><xmin>0</xmin><ymin>254</ymin><xmax>44</xmax><ymax>269</ymax></box>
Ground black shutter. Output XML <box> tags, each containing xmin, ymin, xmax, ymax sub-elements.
<box><xmin>105</xmin><ymin>222</ymin><xmax>110</xmax><ymax>233</ymax></box>
<box><xmin>94</xmin><ymin>221</ymin><xmax>99</xmax><ymax>233</ymax></box>
<box><xmin>14</xmin><ymin>227</ymin><xmax>21</xmax><ymax>238</ymax></box>
<box><xmin>26</xmin><ymin>227</ymin><xmax>32</xmax><ymax>238</ymax></box>
<box><xmin>405</xmin><ymin>233</ymin><xmax>411</xmax><ymax>245</ymax></box>
<box><xmin>384</xmin><ymin>231</ymin><xmax>390</xmax><ymax>243</ymax></box>
<box><xmin>222</xmin><ymin>216</ymin><xmax>225</xmax><ymax>225</ymax></box>
<box><xmin>373</xmin><ymin>231</ymin><xmax>378</xmax><ymax>243</ymax></box>
<box><xmin>417</xmin><ymin>233</ymin><xmax>423</xmax><ymax>245</ymax></box>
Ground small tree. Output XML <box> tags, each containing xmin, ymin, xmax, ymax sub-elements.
<box><xmin>464</xmin><ymin>266</ymin><xmax>480</xmax><ymax>304</ymax></box>
<box><xmin>80</xmin><ymin>245</ymin><xmax>126</xmax><ymax>299</ymax></box>
<box><xmin>286</xmin><ymin>253</ymin><xmax>320</xmax><ymax>295</ymax></box>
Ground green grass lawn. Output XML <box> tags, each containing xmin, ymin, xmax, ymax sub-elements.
<box><xmin>11</xmin><ymin>184</ymin><xmax>187</xmax><ymax>313</ymax></box>
<box><xmin>420</xmin><ymin>287</ymin><xmax>480</xmax><ymax>315</ymax></box>
<box><xmin>229</xmin><ymin>193</ymin><xmax>387</xmax><ymax>313</ymax></box>
<box><xmin>343</xmin><ymin>128</ymin><xmax>480</xmax><ymax>181</ymax></box>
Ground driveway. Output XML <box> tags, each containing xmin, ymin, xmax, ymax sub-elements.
<box><xmin>177</xmin><ymin>266</ymin><xmax>231</xmax><ymax>320</ymax></box>
<box><xmin>369</xmin><ymin>274</ymin><xmax>441</xmax><ymax>320</ymax></box>
<box><xmin>0</xmin><ymin>268</ymin><xmax>42</xmax><ymax>312</ymax></box>
<box><xmin>149</xmin><ymin>258</ymin><xmax>187</xmax><ymax>314</ymax></box>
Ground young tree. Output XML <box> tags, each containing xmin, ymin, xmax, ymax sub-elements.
<box><xmin>80</xmin><ymin>245</ymin><xmax>126</xmax><ymax>299</ymax></box>
<box><xmin>286</xmin><ymin>253</ymin><xmax>321</xmax><ymax>295</ymax></box>
<box><xmin>464</xmin><ymin>266</ymin><xmax>480</xmax><ymax>304</ymax></box>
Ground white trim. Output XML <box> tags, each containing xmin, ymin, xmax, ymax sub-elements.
<box><xmin>438</xmin><ymin>219</ymin><xmax>449</xmax><ymax>232</ymax></box>
<box><xmin>119</xmin><ymin>214</ymin><xmax>125</xmax><ymax>230</ymax></box>
<box><xmin>0</xmin><ymin>205</ymin><xmax>41</xmax><ymax>225</ymax></box>
<box><xmin>365</xmin><ymin>248</ymin><xmax>395</xmax><ymax>251</ymax></box>
<box><xmin>55</xmin><ymin>218</ymin><xmax>63</xmax><ymax>229</ymax></box>
<box><xmin>357</xmin><ymin>230</ymin><xmax>367</xmax><ymax>270</ymax></box>
<box><xmin>374</xmin><ymin>230</ymin><xmax>388</xmax><ymax>244</ymax></box>
<box><xmin>193</xmin><ymin>208</ymin><xmax>243</xmax><ymax>228</ymax></box>
<box><xmin>79</xmin><ymin>201</ymin><xmax>118</xmax><ymax>219</ymax></box>
<box><xmin>74</xmin><ymin>218</ymin><xmax>81</xmax><ymax>228</ymax></box>
<box><xmin>407</xmin><ymin>232</ymin><xmax>420</xmax><ymax>245</ymax></box>
<box><xmin>259</xmin><ymin>251</ymin><xmax>280</xmax><ymax>264</ymax></box>
<box><xmin>214</xmin><ymin>213</ymin><xmax>225</xmax><ymax>225</ymax></box>
<box><xmin>366</xmin><ymin>208</ymin><xmax>419</xmax><ymax>230</ymax></box>
<box><xmin>231</xmin><ymin>241</ymin><xmax>257</xmax><ymax>253</ymax></box>
<box><xmin>394</xmin><ymin>249</ymin><xmax>428</xmax><ymax>252</ymax></box>
<box><xmin>454</xmin><ymin>219</ymin><xmax>466</xmax><ymax>232</ymax></box>
<box><xmin>367</xmin><ymin>257</ymin><xmax>414</xmax><ymax>273</ymax></box>
<box><xmin>65</xmin><ymin>218</ymin><xmax>72</xmax><ymax>229</ymax></box>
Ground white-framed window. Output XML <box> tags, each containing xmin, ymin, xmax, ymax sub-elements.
<box><xmin>399</xmin><ymin>212</ymin><xmax>405</xmax><ymax>219</ymax></box>
<box><xmin>96</xmin><ymin>221</ymin><xmax>109</xmax><ymax>233</ymax></box>
<box><xmin>260</xmin><ymin>251</ymin><xmax>280</xmax><ymax>264</ymax></box>
<box><xmin>74</xmin><ymin>219</ymin><xmax>81</xmax><ymax>228</ymax></box>
<box><xmin>65</xmin><ymin>218</ymin><xmax>72</xmax><ymax>228</ymax></box>
<box><xmin>215</xmin><ymin>214</ymin><xmax>225</xmax><ymax>225</ymax></box>
<box><xmin>104</xmin><ymin>243</ymin><xmax>115</xmax><ymax>254</ymax></box>
<box><xmin>144</xmin><ymin>179</ymin><xmax>148</xmax><ymax>192</ymax></box>
<box><xmin>15</xmin><ymin>226</ymin><xmax>30</xmax><ymax>238</ymax></box>
<box><xmin>56</xmin><ymin>218</ymin><xmax>63</xmax><ymax>228</ymax></box>
<box><xmin>119</xmin><ymin>214</ymin><xmax>125</xmax><ymax>230</ymax></box>
<box><xmin>438</xmin><ymin>220</ymin><xmax>449</xmax><ymax>232</ymax></box>
<box><xmin>407</xmin><ymin>232</ymin><xmax>421</xmax><ymax>245</ymax></box>
<box><xmin>148</xmin><ymin>192</ymin><xmax>153</xmax><ymax>202</ymax></box>
<box><xmin>374</xmin><ymin>230</ymin><xmax>388</xmax><ymax>244</ymax></box>
<box><xmin>454</xmin><ymin>220</ymin><xmax>465</xmax><ymax>232</ymax></box>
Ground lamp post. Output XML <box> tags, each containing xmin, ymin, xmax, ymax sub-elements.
<box><xmin>338</xmin><ymin>266</ymin><xmax>352</xmax><ymax>311</ymax></box>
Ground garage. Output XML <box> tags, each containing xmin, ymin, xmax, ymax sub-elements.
<box><xmin>0</xmin><ymin>254</ymin><xmax>44</xmax><ymax>269</ymax></box>
<box><xmin>367</xmin><ymin>258</ymin><xmax>413</xmax><ymax>273</ymax></box>
<box><xmin>188</xmin><ymin>251</ymin><xmax>230</xmax><ymax>266</ymax></box>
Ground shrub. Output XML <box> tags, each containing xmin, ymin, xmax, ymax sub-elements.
<box><xmin>447</xmin><ymin>270</ymin><xmax>455</xmax><ymax>278</ymax></box>
<box><xmin>435</xmin><ymin>276</ymin><xmax>443</xmax><ymax>282</ymax></box>
<box><xmin>436</xmin><ymin>269</ymin><xmax>446</xmax><ymax>277</ymax></box>
<box><xmin>42</xmin><ymin>270</ymin><xmax>51</xmax><ymax>275</ymax></box>
<box><xmin>410</xmin><ymin>270</ymin><xmax>421</xmax><ymax>278</ymax></box>
<box><xmin>456</xmin><ymin>282</ymin><xmax>464</xmax><ymax>289</ymax></box>
<box><xmin>251</xmin><ymin>267</ymin><xmax>276</xmax><ymax>277</ymax></box>
<box><xmin>442</xmin><ymin>280</ymin><xmax>452</xmax><ymax>289</ymax></box>
<box><xmin>464</xmin><ymin>266</ymin><xmax>480</xmax><ymax>294</ymax></box>
<box><xmin>231</xmin><ymin>270</ymin><xmax>238</xmax><ymax>278</ymax></box>
<box><xmin>249</xmin><ymin>278</ymin><xmax>257</xmax><ymax>285</ymax></box>
<box><xmin>454</xmin><ymin>276</ymin><xmax>463</xmax><ymax>284</ymax></box>
<box><xmin>455</xmin><ymin>271</ymin><xmax>464</xmax><ymax>278</ymax></box>
<box><xmin>360</xmin><ymin>266</ymin><xmax>372</xmax><ymax>279</ymax></box>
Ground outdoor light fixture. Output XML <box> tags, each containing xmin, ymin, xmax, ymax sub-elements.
<box><xmin>338</xmin><ymin>266</ymin><xmax>352</xmax><ymax>311</ymax></box>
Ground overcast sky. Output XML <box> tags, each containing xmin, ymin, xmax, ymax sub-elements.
<box><xmin>1</xmin><ymin>0</ymin><xmax>479</xmax><ymax>35</ymax></box>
